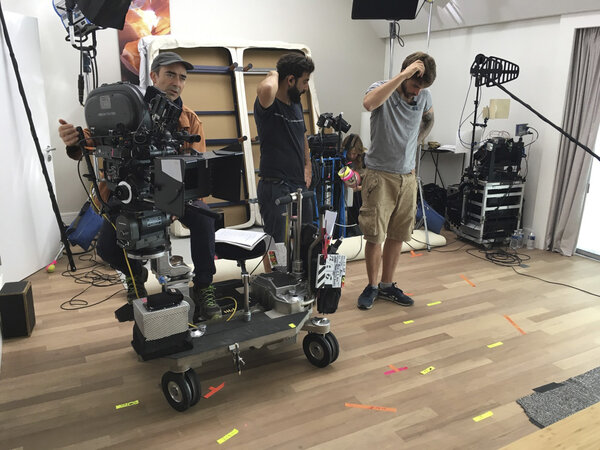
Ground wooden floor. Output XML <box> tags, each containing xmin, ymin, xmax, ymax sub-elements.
<box><xmin>1</xmin><ymin>236</ymin><xmax>599</xmax><ymax>449</ymax></box>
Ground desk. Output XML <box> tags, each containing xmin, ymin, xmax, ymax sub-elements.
<box><xmin>420</xmin><ymin>145</ymin><xmax>467</xmax><ymax>188</ymax></box>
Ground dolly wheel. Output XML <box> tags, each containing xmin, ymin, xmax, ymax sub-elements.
<box><xmin>303</xmin><ymin>333</ymin><xmax>334</xmax><ymax>368</ymax></box>
<box><xmin>324</xmin><ymin>332</ymin><xmax>340</xmax><ymax>363</ymax></box>
<box><xmin>184</xmin><ymin>368</ymin><xmax>201</xmax><ymax>407</ymax></box>
<box><xmin>161</xmin><ymin>371</ymin><xmax>193</xmax><ymax>412</ymax></box>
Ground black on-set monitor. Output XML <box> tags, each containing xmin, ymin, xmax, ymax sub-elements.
<box><xmin>351</xmin><ymin>0</ymin><xmax>419</xmax><ymax>21</ymax></box>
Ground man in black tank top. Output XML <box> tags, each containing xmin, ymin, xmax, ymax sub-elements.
<box><xmin>254</xmin><ymin>53</ymin><xmax>315</xmax><ymax>271</ymax></box>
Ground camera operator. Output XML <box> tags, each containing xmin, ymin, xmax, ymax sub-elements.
<box><xmin>254</xmin><ymin>53</ymin><xmax>315</xmax><ymax>271</ymax></box>
<box><xmin>357</xmin><ymin>51</ymin><xmax>436</xmax><ymax>311</ymax></box>
<box><xmin>58</xmin><ymin>52</ymin><xmax>222</xmax><ymax>320</ymax></box>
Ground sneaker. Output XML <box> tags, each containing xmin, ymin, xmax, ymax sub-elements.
<box><xmin>357</xmin><ymin>285</ymin><xmax>378</xmax><ymax>310</ymax></box>
<box><xmin>192</xmin><ymin>284</ymin><xmax>222</xmax><ymax>320</ymax></box>
<box><xmin>126</xmin><ymin>267</ymin><xmax>148</xmax><ymax>302</ymax></box>
<box><xmin>378</xmin><ymin>283</ymin><xmax>414</xmax><ymax>306</ymax></box>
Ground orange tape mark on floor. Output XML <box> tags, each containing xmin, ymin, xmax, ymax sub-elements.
<box><xmin>503</xmin><ymin>315</ymin><xmax>526</xmax><ymax>335</ymax></box>
<box><xmin>410</xmin><ymin>250</ymin><xmax>423</xmax><ymax>258</ymax></box>
<box><xmin>204</xmin><ymin>382</ymin><xmax>226</xmax><ymax>398</ymax></box>
<box><xmin>345</xmin><ymin>402</ymin><xmax>397</xmax><ymax>412</ymax></box>
<box><xmin>460</xmin><ymin>274</ymin><xmax>476</xmax><ymax>287</ymax></box>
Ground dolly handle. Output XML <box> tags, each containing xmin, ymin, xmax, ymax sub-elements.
<box><xmin>275</xmin><ymin>190</ymin><xmax>314</xmax><ymax>206</ymax></box>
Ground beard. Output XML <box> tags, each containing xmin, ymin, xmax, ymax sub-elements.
<box><xmin>288</xmin><ymin>85</ymin><xmax>302</xmax><ymax>103</ymax></box>
<box><xmin>401</xmin><ymin>82</ymin><xmax>411</xmax><ymax>99</ymax></box>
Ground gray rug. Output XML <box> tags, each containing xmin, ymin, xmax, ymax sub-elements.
<box><xmin>517</xmin><ymin>367</ymin><xmax>600</xmax><ymax>428</ymax></box>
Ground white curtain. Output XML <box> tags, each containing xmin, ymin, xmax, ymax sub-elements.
<box><xmin>545</xmin><ymin>27</ymin><xmax>600</xmax><ymax>256</ymax></box>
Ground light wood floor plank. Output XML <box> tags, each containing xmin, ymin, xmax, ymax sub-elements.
<box><xmin>1</xmin><ymin>238</ymin><xmax>599</xmax><ymax>448</ymax></box>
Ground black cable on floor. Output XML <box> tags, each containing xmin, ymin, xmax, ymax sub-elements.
<box><xmin>466</xmin><ymin>247</ymin><xmax>531</xmax><ymax>266</ymax></box>
<box><xmin>59</xmin><ymin>249</ymin><xmax>125</xmax><ymax>310</ymax></box>
<box><xmin>511</xmin><ymin>266</ymin><xmax>600</xmax><ymax>298</ymax></box>
<box><xmin>465</xmin><ymin>246</ymin><xmax>599</xmax><ymax>298</ymax></box>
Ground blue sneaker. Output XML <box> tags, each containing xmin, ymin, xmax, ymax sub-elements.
<box><xmin>378</xmin><ymin>283</ymin><xmax>414</xmax><ymax>306</ymax></box>
<box><xmin>357</xmin><ymin>285</ymin><xmax>378</xmax><ymax>310</ymax></box>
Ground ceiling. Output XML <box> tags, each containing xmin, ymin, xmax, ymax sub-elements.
<box><xmin>361</xmin><ymin>0</ymin><xmax>600</xmax><ymax>38</ymax></box>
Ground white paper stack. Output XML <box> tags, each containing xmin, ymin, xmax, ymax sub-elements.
<box><xmin>215</xmin><ymin>228</ymin><xmax>268</xmax><ymax>250</ymax></box>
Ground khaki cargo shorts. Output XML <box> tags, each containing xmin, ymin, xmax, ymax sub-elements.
<box><xmin>358</xmin><ymin>168</ymin><xmax>417</xmax><ymax>244</ymax></box>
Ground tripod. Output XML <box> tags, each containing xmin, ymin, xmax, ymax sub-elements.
<box><xmin>415</xmin><ymin>143</ymin><xmax>431</xmax><ymax>251</ymax></box>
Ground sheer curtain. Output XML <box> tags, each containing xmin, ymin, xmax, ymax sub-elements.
<box><xmin>545</xmin><ymin>27</ymin><xmax>600</xmax><ymax>256</ymax></box>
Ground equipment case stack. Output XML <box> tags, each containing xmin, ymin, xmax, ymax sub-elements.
<box><xmin>458</xmin><ymin>179</ymin><xmax>524</xmax><ymax>246</ymax></box>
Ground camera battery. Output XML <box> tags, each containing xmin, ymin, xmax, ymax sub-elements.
<box><xmin>133</xmin><ymin>298</ymin><xmax>189</xmax><ymax>341</ymax></box>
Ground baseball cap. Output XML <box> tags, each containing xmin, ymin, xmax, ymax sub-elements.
<box><xmin>151</xmin><ymin>52</ymin><xmax>194</xmax><ymax>72</ymax></box>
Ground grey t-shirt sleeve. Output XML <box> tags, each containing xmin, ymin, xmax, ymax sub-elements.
<box><xmin>423</xmin><ymin>89</ymin><xmax>433</xmax><ymax>112</ymax></box>
<box><xmin>366</xmin><ymin>80</ymin><xmax>385</xmax><ymax>96</ymax></box>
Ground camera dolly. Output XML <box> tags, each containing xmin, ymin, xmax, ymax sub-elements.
<box><xmin>131</xmin><ymin>190</ymin><xmax>342</xmax><ymax>412</ymax></box>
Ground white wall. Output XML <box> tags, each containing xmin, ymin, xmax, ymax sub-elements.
<box><xmin>3</xmin><ymin>0</ymin><xmax>384</xmax><ymax>219</ymax></box>
<box><xmin>3</xmin><ymin>2</ymin><xmax>599</xmax><ymax>246</ymax></box>
<box><xmin>391</xmin><ymin>10</ymin><xmax>600</xmax><ymax>245</ymax></box>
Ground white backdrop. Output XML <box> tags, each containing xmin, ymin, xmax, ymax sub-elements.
<box><xmin>0</xmin><ymin>11</ymin><xmax>60</xmax><ymax>284</ymax></box>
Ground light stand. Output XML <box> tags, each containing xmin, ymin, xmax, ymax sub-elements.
<box><xmin>467</xmin><ymin>69</ymin><xmax>487</xmax><ymax>172</ymax></box>
<box><xmin>388</xmin><ymin>21</ymin><xmax>398</xmax><ymax>79</ymax></box>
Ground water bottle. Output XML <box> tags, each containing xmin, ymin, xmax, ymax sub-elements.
<box><xmin>527</xmin><ymin>231</ymin><xmax>536</xmax><ymax>249</ymax></box>
<box><xmin>517</xmin><ymin>228</ymin><xmax>524</xmax><ymax>249</ymax></box>
<box><xmin>510</xmin><ymin>230</ymin><xmax>519</xmax><ymax>250</ymax></box>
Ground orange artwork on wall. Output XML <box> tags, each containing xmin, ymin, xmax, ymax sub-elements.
<box><xmin>118</xmin><ymin>0</ymin><xmax>171</xmax><ymax>84</ymax></box>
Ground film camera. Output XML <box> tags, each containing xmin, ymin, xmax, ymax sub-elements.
<box><xmin>84</xmin><ymin>82</ymin><xmax>242</xmax><ymax>258</ymax></box>
<box><xmin>316</xmin><ymin>112</ymin><xmax>351</xmax><ymax>134</ymax></box>
<box><xmin>308</xmin><ymin>112</ymin><xmax>352</xmax><ymax>157</ymax></box>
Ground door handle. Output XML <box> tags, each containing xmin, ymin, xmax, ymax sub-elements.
<box><xmin>44</xmin><ymin>146</ymin><xmax>56</xmax><ymax>162</ymax></box>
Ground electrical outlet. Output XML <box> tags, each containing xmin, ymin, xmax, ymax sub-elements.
<box><xmin>516</xmin><ymin>123</ymin><xmax>529</xmax><ymax>137</ymax></box>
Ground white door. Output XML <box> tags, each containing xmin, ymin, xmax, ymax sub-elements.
<box><xmin>0</xmin><ymin>11</ymin><xmax>60</xmax><ymax>285</ymax></box>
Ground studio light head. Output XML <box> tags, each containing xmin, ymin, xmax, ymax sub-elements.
<box><xmin>53</xmin><ymin>0</ymin><xmax>132</xmax><ymax>36</ymax></box>
<box><xmin>53</xmin><ymin>0</ymin><xmax>134</xmax><ymax>104</ymax></box>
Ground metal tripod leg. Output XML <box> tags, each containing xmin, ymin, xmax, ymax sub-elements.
<box><xmin>416</xmin><ymin>144</ymin><xmax>431</xmax><ymax>252</ymax></box>
<box><xmin>417</xmin><ymin>176</ymin><xmax>431</xmax><ymax>251</ymax></box>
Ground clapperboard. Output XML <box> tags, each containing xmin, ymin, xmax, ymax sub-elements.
<box><xmin>315</xmin><ymin>254</ymin><xmax>346</xmax><ymax>288</ymax></box>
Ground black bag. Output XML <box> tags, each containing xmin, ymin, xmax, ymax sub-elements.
<box><xmin>422</xmin><ymin>183</ymin><xmax>447</xmax><ymax>216</ymax></box>
<box><xmin>131</xmin><ymin>323</ymin><xmax>192</xmax><ymax>361</ymax></box>
<box><xmin>316</xmin><ymin>285</ymin><xmax>341</xmax><ymax>314</ymax></box>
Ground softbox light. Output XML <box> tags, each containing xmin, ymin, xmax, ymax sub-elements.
<box><xmin>76</xmin><ymin>0</ymin><xmax>131</xmax><ymax>30</ymax></box>
<box><xmin>351</xmin><ymin>0</ymin><xmax>419</xmax><ymax>20</ymax></box>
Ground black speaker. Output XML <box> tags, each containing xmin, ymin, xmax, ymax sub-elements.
<box><xmin>351</xmin><ymin>0</ymin><xmax>419</xmax><ymax>20</ymax></box>
<box><xmin>0</xmin><ymin>281</ymin><xmax>36</xmax><ymax>338</ymax></box>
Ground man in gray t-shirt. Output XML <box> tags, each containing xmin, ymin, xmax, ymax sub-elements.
<box><xmin>357</xmin><ymin>52</ymin><xmax>436</xmax><ymax>311</ymax></box>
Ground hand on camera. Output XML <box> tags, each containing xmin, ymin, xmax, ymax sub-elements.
<box><xmin>58</xmin><ymin>119</ymin><xmax>79</xmax><ymax>146</ymax></box>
